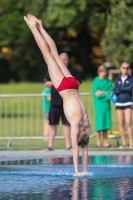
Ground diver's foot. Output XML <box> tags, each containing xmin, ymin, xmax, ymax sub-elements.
<box><xmin>24</xmin><ymin>16</ymin><xmax>36</xmax><ymax>29</ymax></box>
<box><xmin>27</xmin><ymin>14</ymin><xmax>38</xmax><ymax>21</ymax></box>
<box><xmin>27</xmin><ymin>14</ymin><xmax>42</xmax><ymax>29</ymax></box>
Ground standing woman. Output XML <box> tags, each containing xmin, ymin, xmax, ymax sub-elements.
<box><xmin>114</xmin><ymin>63</ymin><xmax>133</xmax><ymax>148</ymax></box>
<box><xmin>92</xmin><ymin>65</ymin><xmax>113</xmax><ymax>148</ymax></box>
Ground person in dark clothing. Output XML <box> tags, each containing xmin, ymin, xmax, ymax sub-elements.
<box><xmin>114</xmin><ymin>62</ymin><xmax>133</xmax><ymax>148</ymax></box>
<box><xmin>44</xmin><ymin>53</ymin><xmax>82</xmax><ymax>150</ymax></box>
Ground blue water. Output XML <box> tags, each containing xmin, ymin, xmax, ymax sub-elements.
<box><xmin>0</xmin><ymin>155</ymin><xmax>133</xmax><ymax>200</ymax></box>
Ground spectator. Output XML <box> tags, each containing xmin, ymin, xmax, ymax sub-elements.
<box><xmin>113</xmin><ymin>62</ymin><xmax>133</xmax><ymax>148</ymax></box>
<box><xmin>92</xmin><ymin>65</ymin><xmax>113</xmax><ymax>148</ymax></box>
<box><xmin>44</xmin><ymin>53</ymin><xmax>82</xmax><ymax>151</ymax></box>
<box><xmin>42</xmin><ymin>80</ymin><xmax>51</xmax><ymax>136</ymax></box>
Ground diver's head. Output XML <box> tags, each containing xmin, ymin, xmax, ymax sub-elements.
<box><xmin>77</xmin><ymin>130</ymin><xmax>89</xmax><ymax>148</ymax></box>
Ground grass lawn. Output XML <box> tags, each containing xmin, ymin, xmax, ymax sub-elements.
<box><xmin>0</xmin><ymin>80</ymin><xmax>127</xmax><ymax>150</ymax></box>
<box><xmin>0</xmin><ymin>79</ymin><xmax>94</xmax><ymax>94</ymax></box>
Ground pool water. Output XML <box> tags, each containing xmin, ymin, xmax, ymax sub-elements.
<box><xmin>0</xmin><ymin>155</ymin><xmax>133</xmax><ymax>200</ymax></box>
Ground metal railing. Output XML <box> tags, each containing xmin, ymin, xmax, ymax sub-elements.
<box><xmin>0</xmin><ymin>93</ymin><xmax>119</xmax><ymax>148</ymax></box>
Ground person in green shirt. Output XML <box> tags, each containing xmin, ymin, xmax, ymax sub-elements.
<box><xmin>42</xmin><ymin>81</ymin><xmax>51</xmax><ymax>136</ymax></box>
<box><xmin>92</xmin><ymin>65</ymin><xmax>113</xmax><ymax>148</ymax></box>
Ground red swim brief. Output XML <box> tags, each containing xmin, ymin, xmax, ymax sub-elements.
<box><xmin>56</xmin><ymin>77</ymin><xmax>79</xmax><ymax>92</ymax></box>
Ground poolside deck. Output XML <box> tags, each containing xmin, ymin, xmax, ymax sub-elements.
<box><xmin>0</xmin><ymin>150</ymin><xmax>133</xmax><ymax>161</ymax></box>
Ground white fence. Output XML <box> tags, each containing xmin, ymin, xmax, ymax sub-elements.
<box><xmin>0</xmin><ymin>93</ymin><xmax>104</xmax><ymax>148</ymax></box>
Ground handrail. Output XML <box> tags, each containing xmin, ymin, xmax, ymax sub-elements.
<box><xmin>0</xmin><ymin>92</ymin><xmax>92</xmax><ymax>98</ymax></box>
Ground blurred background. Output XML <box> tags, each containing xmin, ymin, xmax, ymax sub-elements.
<box><xmin>1</xmin><ymin>0</ymin><xmax>133</xmax><ymax>83</ymax></box>
<box><xmin>0</xmin><ymin>0</ymin><xmax>133</xmax><ymax>149</ymax></box>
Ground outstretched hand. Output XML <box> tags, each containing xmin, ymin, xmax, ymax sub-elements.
<box><xmin>76</xmin><ymin>171</ymin><xmax>87</xmax><ymax>177</ymax></box>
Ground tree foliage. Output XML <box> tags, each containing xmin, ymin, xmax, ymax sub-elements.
<box><xmin>102</xmin><ymin>0</ymin><xmax>133</xmax><ymax>67</ymax></box>
<box><xmin>0</xmin><ymin>0</ymin><xmax>110</xmax><ymax>82</ymax></box>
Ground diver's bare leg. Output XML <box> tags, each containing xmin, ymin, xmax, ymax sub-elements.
<box><xmin>27</xmin><ymin>14</ymin><xmax>71</xmax><ymax>77</ymax></box>
<box><xmin>24</xmin><ymin>16</ymin><xmax>64</xmax><ymax>88</ymax></box>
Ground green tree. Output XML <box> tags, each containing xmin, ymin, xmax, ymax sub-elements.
<box><xmin>0</xmin><ymin>0</ymin><xmax>110</xmax><ymax>82</ymax></box>
<box><xmin>102</xmin><ymin>0</ymin><xmax>133</xmax><ymax>67</ymax></box>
